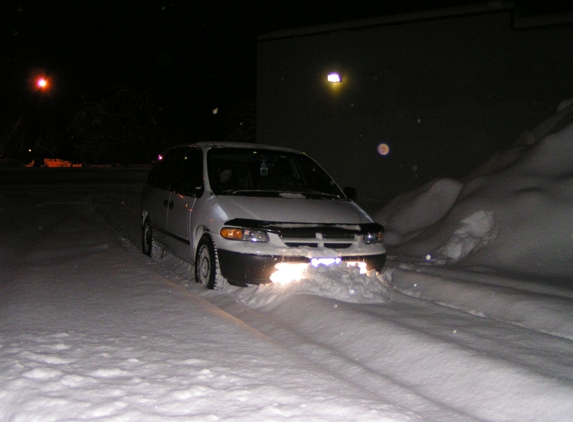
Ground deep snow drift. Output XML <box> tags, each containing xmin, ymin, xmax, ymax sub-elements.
<box><xmin>1</xmin><ymin>101</ymin><xmax>573</xmax><ymax>421</ymax></box>
<box><xmin>376</xmin><ymin>99</ymin><xmax>573</xmax><ymax>281</ymax></box>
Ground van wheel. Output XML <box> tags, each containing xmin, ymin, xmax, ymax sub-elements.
<box><xmin>195</xmin><ymin>235</ymin><xmax>223</xmax><ymax>289</ymax></box>
<box><xmin>142</xmin><ymin>219</ymin><xmax>163</xmax><ymax>259</ymax></box>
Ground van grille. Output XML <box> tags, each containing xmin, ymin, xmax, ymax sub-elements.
<box><xmin>278</xmin><ymin>229</ymin><xmax>356</xmax><ymax>249</ymax></box>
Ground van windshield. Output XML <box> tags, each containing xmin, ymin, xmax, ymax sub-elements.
<box><xmin>207</xmin><ymin>148</ymin><xmax>345</xmax><ymax>198</ymax></box>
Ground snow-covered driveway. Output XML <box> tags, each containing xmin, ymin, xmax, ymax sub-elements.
<box><xmin>1</xmin><ymin>169</ymin><xmax>572</xmax><ymax>421</ymax></box>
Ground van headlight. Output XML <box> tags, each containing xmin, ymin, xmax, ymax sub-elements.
<box><xmin>363</xmin><ymin>230</ymin><xmax>384</xmax><ymax>244</ymax></box>
<box><xmin>220</xmin><ymin>227</ymin><xmax>269</xmax><ymax>243</ymax></box>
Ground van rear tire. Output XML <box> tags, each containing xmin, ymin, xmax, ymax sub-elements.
<box><xmin>142</xmin><ymin>219</ymin><xmax>163</xmax><ymax>259</ymax></box>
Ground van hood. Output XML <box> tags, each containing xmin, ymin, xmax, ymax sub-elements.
<box><xmin>216</xmin><ymin>195</ymin><xmax>373</xmax><ymax>225</ymax></box>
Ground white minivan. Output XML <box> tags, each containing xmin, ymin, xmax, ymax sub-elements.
<box><xmin>140</xmin><ymin>142</ymin><xmax>386</xmax><ymax>288</ymax></box>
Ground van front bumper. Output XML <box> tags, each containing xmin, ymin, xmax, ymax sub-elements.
<box><xmin>217</xmin><ymin>250</ymin><xmax>387</xmax><ymax>286</ymax></box>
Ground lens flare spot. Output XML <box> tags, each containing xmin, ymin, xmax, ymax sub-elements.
<box><xmin>377</xmin><ymin>143</ymin><xmax>390</xmax><ymax>156</ymax></box>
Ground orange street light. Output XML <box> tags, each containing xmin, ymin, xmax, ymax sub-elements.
<box><xmin>36</xmin><ymin>77</ymin><xmax>49</xmax><ymax>90</ymax></box>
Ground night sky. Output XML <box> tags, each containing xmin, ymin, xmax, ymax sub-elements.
<box><xmin>1</xmin><ymin>1</ymin><xmax>570</xmax><ymax>157</ymax></box>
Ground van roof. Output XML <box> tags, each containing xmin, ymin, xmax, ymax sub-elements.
<box><xmin>171</xmin><ymin>142</ymin><xmax>304</xmax><ymax>154</ymax></box>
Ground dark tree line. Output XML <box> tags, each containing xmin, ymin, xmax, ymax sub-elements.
<box><xmin>1</xmin><ymin>84</ymin><xmax>256</xmax><ymax>166</ymax></box>
<box><xmin>67</xmin><ymin>85</ymin><xmax>164</xmax><ymax>165</ymax></box>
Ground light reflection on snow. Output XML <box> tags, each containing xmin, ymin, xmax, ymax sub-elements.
<box><xmin>270</xmin><ymin>260</ymin><xmax>369</xmax><ymax>285</ymax></box>
<box><xmin>243</xmin><ymin>262</ymin><xmax>392</xmax><ymax>310</ymax></box>
<box><xmin>269</xmin><ymin>263</ymin><xmax>308</xmax><ymax>285</ymax></box>
<box><xmin>345</xmin><ymin>261</ymin><xmax>368</xmax><ymax>274</ymax></box>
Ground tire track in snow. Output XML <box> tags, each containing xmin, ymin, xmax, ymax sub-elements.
<box><xmin>390</xmin><ymin>267</ymin><xmax>573</xmax><ymax>340</ymax></box>
<box><xmin>208</xmin><ymin>291</ymin><xmax>573</xmax><ymax>422</ymax></box>
<box><xmin>206</xmin><ymin>293</ymin><xmax>480</xmax><ymax>422</ymax></box>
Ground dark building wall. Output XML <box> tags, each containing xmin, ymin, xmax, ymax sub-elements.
<box><xmin>256</xmin><ymin>6</ymin><xmax>573</xmax><ymax>213</ymax></box>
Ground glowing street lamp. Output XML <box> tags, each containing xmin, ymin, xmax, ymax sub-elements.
<box><xmin>327</xmin><ymin>72</ymin><xmax>341</xmax><ymax>83</ymax></box>
<box><xmin>28</xmin><ymin>69</ymin><xmax>52</xmax><ymax>93</ymax></box>
<box><xmin>36</xmin><ymin>77</ymin><xmax>49</xmax><ymax>90</ymax></box>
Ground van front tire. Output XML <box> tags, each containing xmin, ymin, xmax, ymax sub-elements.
<box><xmin>195</xmin><ymin>235</ymin><xmax>220</xmax><ymax>289</ymax></box>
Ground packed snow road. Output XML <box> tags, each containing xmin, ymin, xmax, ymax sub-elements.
<box><xmin>207</xmin><ymin>273</ymin><xmax>573</xmax><ymax>422</ymax></box>
<box><xmin>1</xmin><ymin>169</ymin><xmax>573</xmax><ymax>421</ymax></box>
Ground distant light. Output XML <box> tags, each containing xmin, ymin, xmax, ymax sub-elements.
<box><xmin>327</xmin><ymin>73</ymin><xmax>341</xmax><ymax>83</ymax></box>
<box><xmin>157</xmin><ymin>154</ymin><xmax>163</xmax><ymax>161</ymax></box>
<box><xmin>36</xmin><ymin>77</ymin><xmax>48</xmax><ymax>90</ymax></box>
<box><xmin>377</xmin><ymin>143</ymin><xmax>390</xmax><ymax>156</ymax></box>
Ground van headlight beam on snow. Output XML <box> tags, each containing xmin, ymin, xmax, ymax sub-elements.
<box><xmin>270</xmin><ymin>263</ymin><xmax>308</xmax><ymax>285</ymax></box>
<box><xmin>310</xmin><ymin>257</ymin><xmax>366</xmax><ymax>273</ymax></box>
<box><xmin>270</xmin><ymin>258</ymin><xmax>369</xmax><ymax>286</ymax></box>
<box><xmin>220</xmin><ymin>227</ymin><xmax>269</xmax><ymax>243</ymax></box>
<box><xmin>310</xmin><ymin>257</ymin><xmax>341</xmax><ymax>267</ymax></box>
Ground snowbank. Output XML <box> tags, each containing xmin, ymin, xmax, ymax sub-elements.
<box><xmin>374</xmin><ymin>178</ymin><xmax>463</xmax><ymax>245</ymax></box>
<box><xmin>377</xmin><ymin>100</ymin><xmax>573</xmax><ymax>281</ymax></box>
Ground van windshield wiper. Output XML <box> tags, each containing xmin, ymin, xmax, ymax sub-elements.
<box><xmin>229</xmin><ymin>189</ymin><xmax>281</xmax><ymax>197</ymax></box>
<box><xmin>227</xmin><ymin>189</ymin><xmax>342</xmax><ymax>199</ymax></box>
<box><xmin>300</xmin><ymin>189</ymin><xmax>341</xmax><ymax>197</ymax></box>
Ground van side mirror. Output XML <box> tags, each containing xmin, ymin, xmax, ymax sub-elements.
<box><xmin>343</xmin><ymin>187</ymin><xmax>357</xmax><ymax>201</ymax></box>
<box><xmin>192</xmin><ymin>185</ymin><xmax>205</xmax><ymax>198</ymax></box>
<box><xmin>176</xmin><ymin>184</ymin><xmax>204</xmax><ymax>198</ymax></box>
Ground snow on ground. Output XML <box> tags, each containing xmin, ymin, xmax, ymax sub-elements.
<box><xmin>0</xmin><ymin>185</ymin><xmax>410</xmax><ymax>422</ymax></box>
<box><xmin>1</xmin><ymin>102</ymin><xmax>573</xmax><ymax>421</ymax></box>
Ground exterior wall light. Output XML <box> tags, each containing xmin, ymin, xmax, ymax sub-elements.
<box><xmin>327</xmin><ymin>73</ymin><xmax>341</xmax><ymax>83</ymax></box>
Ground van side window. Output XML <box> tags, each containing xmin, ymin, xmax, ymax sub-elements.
<box><xmin>172</xmin><ymin>148</ymin><xmax>204</xmax><ymax>196</ymax></box>
<box><xmin>146</xmin><ymin>147</ymin><xmax>188</xmax><ymax>190</ymax></box>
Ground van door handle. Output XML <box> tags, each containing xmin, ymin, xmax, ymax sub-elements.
<box><xmin>169</xmin><ymin>200</ymin><xmax>174</xmax><ymax>209</ymax></box>
<box><xmin>163</xmin><ymin>199</ymin><xmax>169</xmax><ymax>208</ymax></box>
